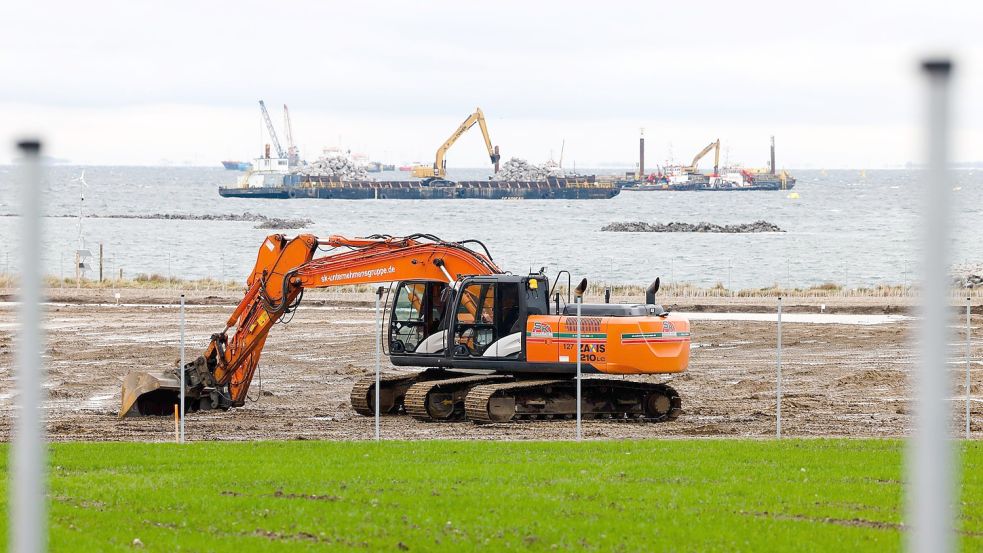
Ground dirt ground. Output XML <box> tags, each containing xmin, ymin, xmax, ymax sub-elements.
<box><xmin>0</xmin><ymin>288</ymin><xmax>979</xmax><ymax>441</ymax></box>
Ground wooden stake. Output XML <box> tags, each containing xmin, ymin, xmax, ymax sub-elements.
<box><xmin>173</xmin><ymin>404</ymin><xmax>179</xmax><ymax>444</ymax></box>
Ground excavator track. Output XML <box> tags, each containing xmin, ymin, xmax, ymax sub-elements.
<box><xmin>465</xmin><ymin>378</ymin><xmax>682</xmax><ymax>424</ymax></box>
<box><xmin>351</xmin><ymin>372</ymin><xmax>418</xmax><ymax>416</ymax></box>
<box><xmin>350</xmin><ymin>369</ymin><xmax>453</xmax><ymax>416</ymax></box>
<box><xmin>404</xmin><ymin>375</ymin><xmax>511</xmax><ymax>422</ymax></box>
<box><xmin>350</xmin><ymin>369</ymin><xmax>485</xmax><ymax>417</ymax></box>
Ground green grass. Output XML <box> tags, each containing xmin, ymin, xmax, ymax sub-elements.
<box><xmin>1</xmin><ymin>439</ymin><xmax>981</xmax><ymax>552</ymax></box>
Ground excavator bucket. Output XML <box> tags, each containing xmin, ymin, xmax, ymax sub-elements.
<box><xmin>119</xmin><ymin>369</ymin><xmax>182</xmax><ymax>418</ymax></box>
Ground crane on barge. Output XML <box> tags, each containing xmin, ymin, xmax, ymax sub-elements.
<box><xmin>412</xmin><ymin>108</ymin><xmax>501</xmax><ymax>183</ymax></box>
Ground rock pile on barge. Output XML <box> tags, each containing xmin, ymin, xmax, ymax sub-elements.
<box><xmin>293</xmin><ymin>153</ymin><xmax>369</xmax><ymax>180</ymax></box>
<box><xmin>495</xmin><ymin>157</ymin><xmax>564</xmax><ymax>181</ymax></box>
<box><xmin>602</xmin><ymin>221</ymin><xmax>784</xmax><ymax>233</ymax></box>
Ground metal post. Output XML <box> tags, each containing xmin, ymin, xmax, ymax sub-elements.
<box><xmin>180</xmin><ymin>294</ymin><xmax>185</xmax><ymax>444</ymax></box>
<box><xmin>967</xmin><ymin>297</ymin><xmax>972</xmax><ymax>440</ymax></box>
<box><xmin>907</xmin><ymin>58</ymin><xmax>955</xmax><ymax>553</ymax></box>
<box><xmin>776</xmin><ymin>296</ymin><xmax>782</xmax><ymax>438</ymax></box>
<box><xmin>12</xmin><ymin>139</ymin><xmax>46</xmax><ymax>553</ymax></box>
<box><xmin>99</xmin><ymin>243</ymin><xmax>103</xmax><ymax>283</ymax></box>
<box><xmin>576</xmin><ymin>296</ymin><xmax>582</xmax><ymax>441</ymax></box>
<box><xmin>375</xmin><ymin>287</ymin><xmax>384</xmax><ymax>441</ymax></box>
<box><xmin>786</xmin><ymin>258</ymin><xmax>790</xmax><ymax>291</ymax></box>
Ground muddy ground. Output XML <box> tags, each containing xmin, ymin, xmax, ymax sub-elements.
<box><xmin>0</xmin><ymin>288</ymin><xmax>979</xmax><ymax>441</ymax></box>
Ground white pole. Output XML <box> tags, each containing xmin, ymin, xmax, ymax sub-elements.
<box><xmin>12</xmin><ymin>139</ymin><xmax>46</xmax><ymax>553</ymax></box>
<box><xmin>776</xmin><ymin>296</ymin><xmax>783</xmax><ymax>439</ymax></box>
<box><xmin>907</xmin><ymin>58</ymin><xmax>955</xmax><ymax>553</ymax></box>
<box><xmin>728</xmin><ymin>258</ymin><xmax>732</xmax><ymax>295</ymax></box>
<box><xmin>180</xmin><ymin>294</ymin><xmax>186</xmax><ymax>444</ymax></box>
<box><xmin>576</xmin><ymin>296</ymin><xmax>582</xmax><ymax>441</ymax></box>
<box><xmin>967</xmin><ymin>297</ymin><xmax>972</xmax><ymax>440</ymax></box>
<box><xmin>375</xmin><ymin>287</ymin><xmax>383</xmax><ymax>441</ymax></box>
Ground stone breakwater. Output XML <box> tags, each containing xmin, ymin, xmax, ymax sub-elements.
<box><xmin>29</xmin><ymin>212</ymin><xmax>313</xmax><ymax>229</ymax></box>
<box><xmin>952</xmin><ymin>263</ymin><xmax>983</xmax><ymax>288</ymax></box>
<box><xmin>601</xmin><ymin>221</ymin><xmax>785</xmax><ymax>233</ymax></box>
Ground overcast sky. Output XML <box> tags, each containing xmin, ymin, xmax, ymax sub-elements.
<box><xmin>3</xmin><ymin>1</ymin><xmax>982</xmax><ymax>168</ymax></box>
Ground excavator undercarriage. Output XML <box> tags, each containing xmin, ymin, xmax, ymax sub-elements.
<box><xmin>351</xmin><ymin>372</ymin><xmax>682</xmax><ymax>424</ymax></box>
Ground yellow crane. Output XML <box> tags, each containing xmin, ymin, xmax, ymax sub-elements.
<box><xmin>413</xmin><ymin>108</ymin><xmax>501</xmax><ymax>180</ymax></box>
<box><xmin>685</xmin><ymin>139</ymin><xmax>721</xmax><ymax>175</ymax></box>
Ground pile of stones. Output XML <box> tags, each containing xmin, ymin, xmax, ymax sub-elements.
<box><xmin>494</xmin><ymin>157</ymin><xmax>565</xmax><ymax>181</ymax></box>
<box><xmin>952</xmin><ymin>263</ymin><xmax>983</xmax><ymax>288</ymax></box>
<box><xmin>293</xmin><ymin>153</ymin><xmax>369</xmax><ymax>180</ymax></box>
<box><xmin>601</xmin><ymin>221</ymin><xmax>785</xmax><ymax>233</ymax></box>
<box><xmin>254</xmin><ymin>217</ymin><xmax>313</xmax><ymax>230</ymax></box>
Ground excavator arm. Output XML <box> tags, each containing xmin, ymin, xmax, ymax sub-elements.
<box><xmin>687</xmin><ymin>139</ymin><xmax>720</xmax><ymax>175</ymax></box>
<box><xmin>412</xmin><ymin>108</ymin><xmax>501</xmax><ymax>179</ymax></box>
<box><xmin>119</xmin><ymin>233</ymin><xmax>502</xmax><ymax>417</ymax></box>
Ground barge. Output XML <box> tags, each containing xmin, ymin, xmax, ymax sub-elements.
<box><xmin>219</xmin><ymin>175</ymin><xmax>620</xmax><ymax>200</ymax></box>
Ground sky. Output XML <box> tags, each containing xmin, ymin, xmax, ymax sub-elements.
<box><xmin>2</xmin><ymin>1</ymin><xmax>982</xmax><ymax>169</ymax></box>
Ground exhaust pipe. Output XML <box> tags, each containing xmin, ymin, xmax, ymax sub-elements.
<box><xmin>645</xmin><ymin>278</ymin><xmax>660</xmax><ymax>304</ymax></box>
<box><xmin>574</xmin><ymin>278</ymin><xmax>588</xmax><ymax>300</ymax></box>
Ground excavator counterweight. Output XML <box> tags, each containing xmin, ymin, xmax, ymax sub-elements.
<box><xmin>119</xmin><ymin>234</ymin><xmax>690</xmax><ymax>424</ymax></box>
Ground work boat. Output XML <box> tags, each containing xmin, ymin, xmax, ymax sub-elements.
<box><xmin>234</xmin><ymin>155</ymin><xmax>291</xmax><ymax>189</ymax></box>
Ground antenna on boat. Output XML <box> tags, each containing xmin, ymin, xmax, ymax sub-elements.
<box><xmin>72</xmin><ymin>170</ymin><xmax>88</xmax><ymax>251</ymax></box>
<box><xmin>71</xmin><ymin>170</ymin><xmax>91</xmax><ymax>286</ymax></box>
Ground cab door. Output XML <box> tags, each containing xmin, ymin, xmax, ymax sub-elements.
<box><xmin>388</xmin><ymin>280</ymin><xmax>449</xmax><ymax>355</ymax></box>
<box><xmin>451</xmin><ymin>280</ymin><xmax>498</xmax><ymax>357</ymax></box>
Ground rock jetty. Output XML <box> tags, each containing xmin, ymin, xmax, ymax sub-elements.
<box><xmin>601</xmin><ymin>221</ymin><xmax>784</xmax><ymax>233</ymax></box>
<box><xmin>952</xmin><ymin>263</ymin><xmax>983</xmax><ymax>288</ymax></box>
<box><xmin>41</xmin><ymin>211</ymin><xmax>313</xmax><ymax>229</ymax></box>
<box><xmin>254</xmin><ymin>217</ymin><xmax>313</xmax><ymax>230</ymax></box>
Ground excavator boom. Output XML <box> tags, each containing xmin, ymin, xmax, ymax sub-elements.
<box><xmin>687</xmin><ymin>139</ymin><xmax>720</xmax><ymax>174</ymax></box>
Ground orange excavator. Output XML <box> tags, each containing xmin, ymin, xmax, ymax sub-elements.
<box><xmin>120</xmin><ymin>233</ymin><xmax>690</xmax><ymax>423</ymax></box>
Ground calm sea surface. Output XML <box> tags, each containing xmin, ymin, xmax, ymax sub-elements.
<box><xmin>0</xmin><ymin>166</ymin><xmax>980</xmax><ymax>289</ymax></box>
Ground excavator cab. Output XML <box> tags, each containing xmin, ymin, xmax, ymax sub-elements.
<box><xmin>389</xmin><ymin>275</ymin><xmax>549</xmax><ymax>364</ymax></box>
